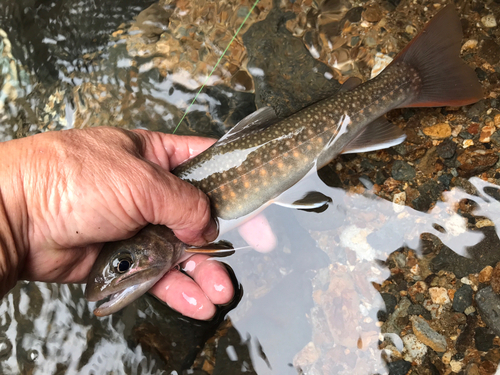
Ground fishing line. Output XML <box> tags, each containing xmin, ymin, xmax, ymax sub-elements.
<box><xmin>172</xmin><ymin>0</ymin><xmax>260</xmax><ymax>134</ymax></box>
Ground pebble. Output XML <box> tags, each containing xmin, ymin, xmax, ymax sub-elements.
<box><xmin>402</xmin><ymin>334</ymin><xmax>427</xmax><ymax>364</ymax></box>
<box><xmin>457</xmin><ymin>150</ymin><xmax>499</xmax><ymax>175</ymax></box>
<box><xmin>476</xmin><ymin>219</ymin><xmax>494</xmax><ymax>228</ymax></box>
<box><xmin>429</xmin><ymin>287</ymin><xmax>450</xmax><ymax>304</ymax></box>
<box><xmin>362</xmin><ymin>5</ymin><xmax>382</xmax><ymax>23</ymax></box>
<box><xmin>479</xmin><ymin>39</ymin><xmax>500</xmax><ymax>65</ymax></box>
<box><xmin>370</xmin><ymin>52</ymin><xmax>392</xmax><ymax>78</ymax></box>
<box><xmin>408</xmin><ymin>303</ymin><xmax>432</xmax><ymax>320</ymax></box>
<box><xmin>436</xmin><ymin>138</ymin><xmax>456</xmax><ymax>159</ymax></box>
<box><xmin>463</xmin><ymin>139</ymin><xmax>474</xmax><ymax>148</ymax></box>
<box><xmin>391</xmin><ymin>160</ymin><xmax>416</xmax><ymax>181</ymax></box>
<box><xmin>494</xmin><ymin>114</ymin><xmax>500</xmax><ymax>128</ymax></box>
<box><xmin>461</xmin><ymin>39</ymin><xmax>478</xmax><ymax>52</ymax></box>
<box><xmin>491</xmin><ymin>262</ymin><xmax>500</xmax><ymax>294</ymax></box>
<box><xmin>386</xmin><ymin>360</ymin><xmax>412</xmax><ymax>375</ymax></box>
<box><xmin>411</xmin><ymin>316</ymin><xmax>448</xmax><ymax>352</ymax></box>
<box><xmin>474</xmin><ymin>327</ymin><xmax>495</xmax><ymax>352</ymax></box>
<box><xmin>392</xmin><ymin>192</ymin><xmax>406</xmax><ymax>212</ymax></box>
<box><xmin>476</xmin><ymin>286</ymin><xmax>500</xmax><ymax>336</ymax></box>
<box><xmin>450</xmin><ymin>360</ymin><xmax>463</xmax><ymax>373</ymax></box>
<box><xmin>452</xmin><ymin>285</ymin><xmax>473</xmax><ymax>313</ymax></box>
<box><xmin>479</xmin><ymin>266</ymin><xmax>493</xmax><ymax>283</ymax></box>
<box><xmin>422</xmin><ymin>123</ymin><xmax>451</xmax><ymax>139</ymax></box>
<box><xmin>480</xmin><ymin>125</ymin><xmax>496</xmax><ymax>143</ymax></box>
<box><xmin>481</xmin><ymin>14</ymin><xmax>497</xmax><ymax>28</ymax></box>
<box><xmin>381</xmin><ymin>293</ymin><xmax>398</xmax><ymax>314</ymax></box>
<box><xmin>383</xmin><ymin>297</ymin><xmax>412</xmax><ymax>334</ymax></box>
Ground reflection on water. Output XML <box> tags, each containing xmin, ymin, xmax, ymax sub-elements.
<box><xmin>2</xmin><ymin>0</ymin><xmax>500</xmax><ymax>374</ymax></box>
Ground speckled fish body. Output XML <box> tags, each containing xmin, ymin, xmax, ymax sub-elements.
<box><xmin>174</xmin><ymin>64</ymin><xmax>421</xmax><ymax>223</ymax></box>
<box><xmin>86</xmin><ymin>5</ymin><xmax>483</xmax><ymax>316</ymax></box>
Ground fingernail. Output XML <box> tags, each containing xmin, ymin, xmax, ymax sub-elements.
<box><xmin>203</xmin><ymin>218</ymin><xmax>219</xmax><ymax>243</ymax></box>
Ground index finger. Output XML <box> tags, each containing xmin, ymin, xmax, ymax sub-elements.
<box><xmin>132</xmin><ymin>130</ymin><xmax>216</xmax><ymax>170</ymax></box>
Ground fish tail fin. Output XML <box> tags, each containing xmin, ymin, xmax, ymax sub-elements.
<box><xmin>392</xmin><ymin>5</ymin><xmax>482</xmax><ymax>108</ymax></box>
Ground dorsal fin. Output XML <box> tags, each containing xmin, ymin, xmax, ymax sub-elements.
<box><xmin>216</xmin><ymin>106</ymin><xmax>279</xmax><ymax>147</ymax></box>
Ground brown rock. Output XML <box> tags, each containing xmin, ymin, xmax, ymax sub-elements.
<box><xmin>411</xmin><ymin>316</ymin><xmax>447</xmax><ymax>352</ymax></box>
<box><xmin>457</xmin><ymin>150</ymin><xmax>499</xmax><ymax>177</ymax></box>
<box><xmin>479</xmin><ymin>265</ymin><xmax>493</xmax><ymax>284</ymax></box>
<box><xmin>383</xmin><ymin>177</ymin><xmax>399</xmax><ymax>193</ymax></box>
<box><xmin>495</xmin><ymin>114</ymin><xmax>500</xmax><ymax>128</ymax></box>
<box><xmin>491</xmin><ymin>262</ymin><xmax>500</xmax><ymax>294</ymax></box>
<box><xmin>480</xmin><ymin>125</ymin><xmax>496</xmax><ymax>143</ymax></box>
<box><xmin>467</xmin><ymin>123</ymin><xmax>480</xmax><ymax>135</ymax></box>
<box><xmin>423</xmin><ymin>123</ymin><xmax>451</xmax><ymax>139</ymax></box>
<box><xmin>362</xmin><ymin>5</ymin><xmax>382</xmax><ymax>23</ymax></box>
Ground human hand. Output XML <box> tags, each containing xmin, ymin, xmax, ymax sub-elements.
<box><xmin>0</xmin><ymin>127</ymin><xmax>234</xmax><ymax>319</ymax></box>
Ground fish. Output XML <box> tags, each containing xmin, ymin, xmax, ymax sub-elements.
<box><xmin>85</xmin><ymin>5</ymin><xmax>482</xmax><ymax>316</ymax></box>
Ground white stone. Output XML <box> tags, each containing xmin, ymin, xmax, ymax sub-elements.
<box><xmin>482</xmin><ymin>14</ymin><xmax>497</xmax><ymax>28</ymax></box>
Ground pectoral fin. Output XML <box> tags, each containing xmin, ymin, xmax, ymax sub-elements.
<box><xmin>275</xmin><ymin>191</ymin><xmax>332</xmax><ymax>211</ymax></box>
<box><xmin>185</xmin><ymin>240</ymin><xmax>236</xmax><ymax>256</ymax></box>
<box><xmin>342</xmin><ymin>117</ymin><xmax>406</xmax><ymax>154</ymax></box>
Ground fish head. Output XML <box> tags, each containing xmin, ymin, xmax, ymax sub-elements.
<box><xmin>85</xmin><ymin>225</ymin><xmax>187</xmax><ymax>316</ymax></box>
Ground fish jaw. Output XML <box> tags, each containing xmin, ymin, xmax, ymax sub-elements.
<box><xmin>91</xmin><ymin>270</ymin><xmax>167</xmax><ymax>316</ymax></box>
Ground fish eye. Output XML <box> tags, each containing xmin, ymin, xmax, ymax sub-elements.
<box><xmin>112</xmin><ymin>253</ymin><xmax>134</xmax><ymax>274</ymax></box>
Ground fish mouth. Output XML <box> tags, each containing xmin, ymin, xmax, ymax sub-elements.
<box><xmin>91</xmin><ymin>272</ymin><xmax>166</xmax><ymax>317</ymax></box>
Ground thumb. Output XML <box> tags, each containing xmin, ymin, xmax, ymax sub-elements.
<box><xmin>141</xmin><ymin>164</ymin><xmax>218</xmax><ymax>246</ymax></box>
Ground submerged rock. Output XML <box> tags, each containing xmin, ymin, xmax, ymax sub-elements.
<box><xmin>410</xmin><ymin>316</ymin><xmax>447</xmax><ymax>352</ymax></box>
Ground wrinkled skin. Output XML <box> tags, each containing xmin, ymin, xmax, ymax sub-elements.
<box><xmin>0</xmin><ymin>127</ymin><xmax>234</xmax><ymax>320</ymax></box>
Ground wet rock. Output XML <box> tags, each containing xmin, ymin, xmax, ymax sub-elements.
<box><xmin>133</xmin><ymin>3</ymin><xmax>173</xmax><ymax>42</ymax></box>
<box><xmin>480</xmin><ymin>125</ymin><xmax>496</xmax><ymax>143</ymax></box>
<box><xmin>408</xmin><ymin>304</ymin><xmax>431</xmax><ymax>321</ymax></box>
<box><xmin>479</xmin><ymin>266</ymin><xmax>493</xmax><ymax>284</ymax></box>
<box><xmin>243</xmin><ymin>6</ymin><xmax>340</xmax><ymax>117</ymax></box>
<box><xmin>491</xmin><ymin>262</ymin><xmax>500</xmax><ymax>294</ymax></box>
<box><xmin>490</xmin><ymin>131</ymin><xmax>500</xmax><ymax>147</ymax></box>
<box><xmin>386</xmin><ymin>360</ymin><xmax>412</xmax><ymax>375</ymax></box>
<box><xmin>402</xmin><ymin>334</ymin><xmax>427</xmax><ymax>364</ymax></box>
<box><xmin>476</xmin><ymin>286</ymin><xmax>500</xmax><ymax>336</ymax></box>
<box><xmin>412</xmin><ymin>180</ymin><xmax>444</xmax><ymax>212</ymax></box>
<box><xmin>428</xmin><ymin>287</ymin><xmax>450</xmax><ymax>305</ymax></box>
<box><xmin>479</xmin><ymin>39</ymin><xmax>500</xmax><ymax>65</ymax></box>
<box><xmin>452</xmin><ymin>285</ymin><xmax>473</xmax><ymax>313</ymax></box>
<box><xmin>382</xmin><ymin>297</ymin><xmax>411</xmax><ymax>334</ymax></box>
<box><xmin>455</xmin><ymin>315</ymin><xmax>477</xmax><ymax>354</ymax></box>
<box><xmin>481</xmin><ymin>14</ymin><xmax>497</xmax><ymax>28</ymax></box>
<box><xmin>467</xmin><ymin>100</ymin><xmax>487</xmax><ymax>119</ymax></box>
<box><xmin>410</xmin><ymin>316</ymin><xmax>447</xmax><ymax>352</ymax></box>
<box><xmin>381</xmin><ymin>292</ymin><xmax>398</xmax><ymax>315</ymax></box>
<box><xmin>457</xmin><ymin>150</ymin><xmax>499</xmax><ymax>177</ymax></box>
<box><xmin>345</xmin><ymin>7</ymin><xmax>363</xmax><ymax>23</ymax></box>
<box><xmin>474</xmin><ymin>327</ymin><xmax>495</xmax><ymax>352</ymax></box>
<box><xmin>422</xmin><ymin>123</ymin><xmax>451</xmax><ymax>139</ymax></box>
<box><xmin>436</xmin><ymin>138</ymin><xmax>456</xmax><ymax>159</ymax></box>
<box><xmin>392</xmin><ymin>161</ymin><xmax>415</xmax><ymax>181</ymax></box>
<box><xmin>362</xmin><ymin>5</ymin><xmax>383</xmax><ymax>23</ymax></box>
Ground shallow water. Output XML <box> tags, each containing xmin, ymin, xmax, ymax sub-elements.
<box><xmin>2</xmin><ymin>0</ymin><xmax>500</xmax><ymax>374</ymax></box>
